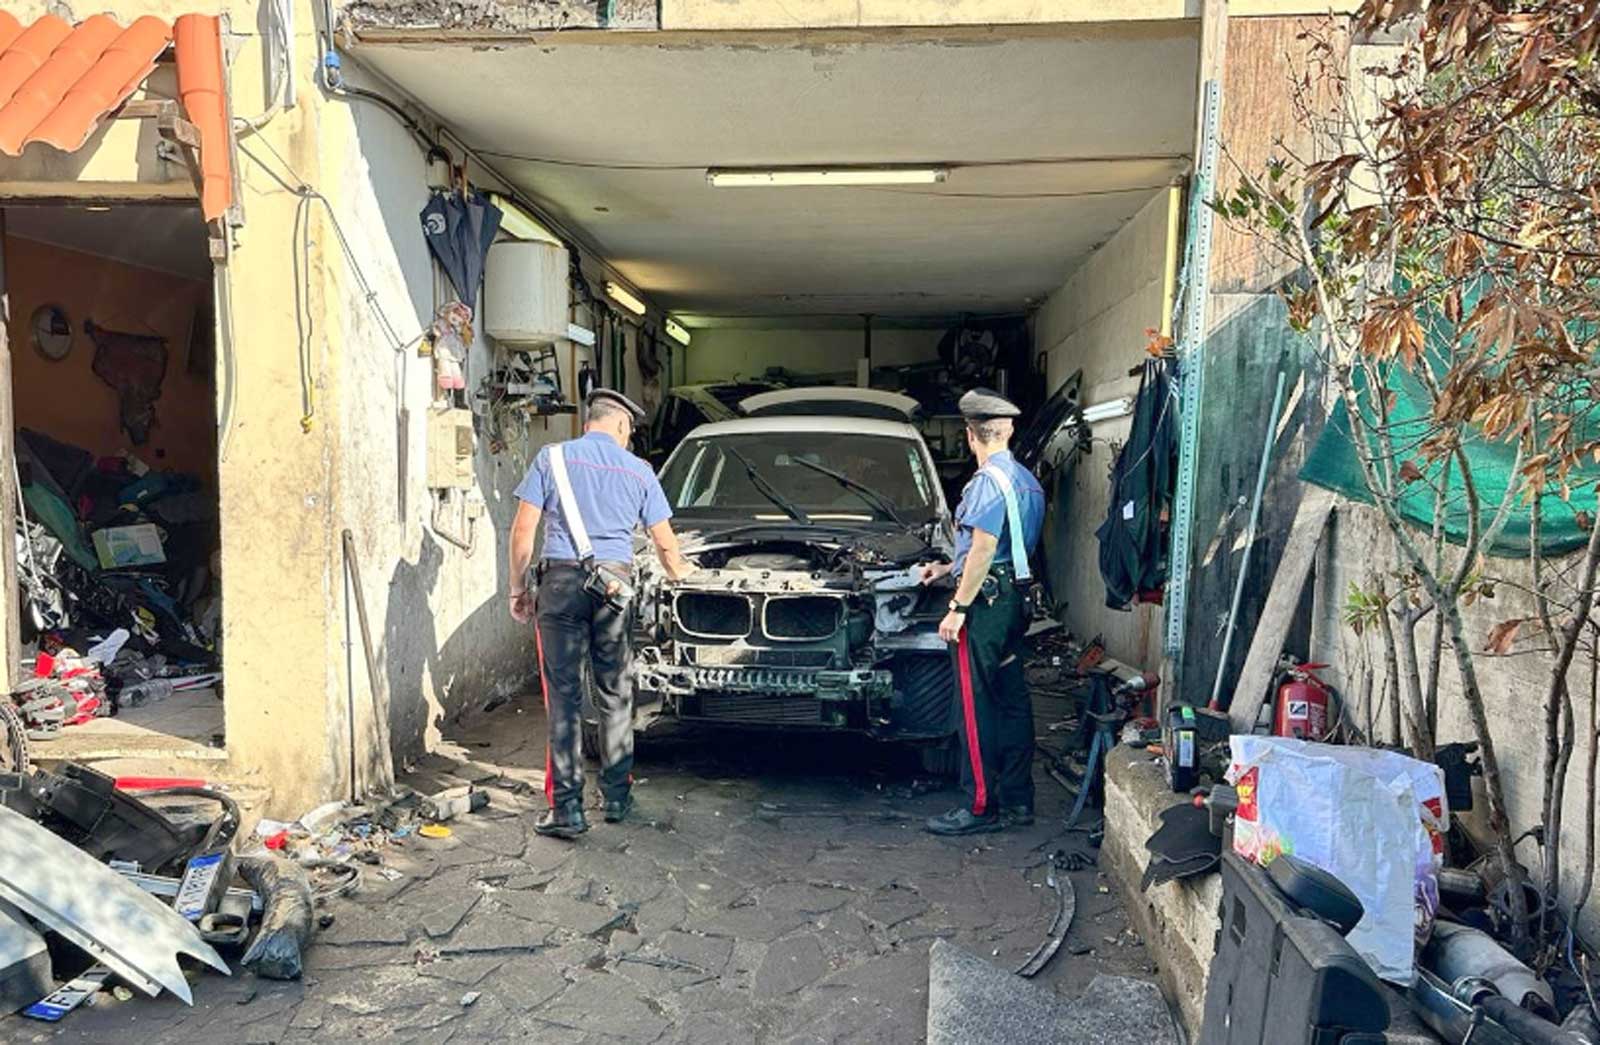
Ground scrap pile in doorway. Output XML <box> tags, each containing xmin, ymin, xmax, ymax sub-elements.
<box><xmin>0</xmin><ymin>764</ymin><xmax>489</xmax><ymax>1023</ymax></box>
<box><xmin>10</xmin><ymin>428</ymin><xmax>220</xmax><ymax>739</ymax></box>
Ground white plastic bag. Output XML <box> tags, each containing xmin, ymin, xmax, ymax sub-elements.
<box><xmin>1226</xmin><ymin>737</ymin><xmax>1447</xmax><ymax>984</ymax></box>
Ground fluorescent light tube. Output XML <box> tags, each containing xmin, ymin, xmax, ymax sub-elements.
<box><xmin>707</xmin><ymin>167</ymin><xmax>947</xmax><ymax>188</ymax></box>
<box><xmin>606</xmin><ymin>281</ymin><xmax>646</xmax><ymax>316</ymax></box>
<box><xmin>665</xmin><ymin>319</ymin><xmax>691</xmax><ymax>346</ymax></box>
<box><xmin>488</xmin><ymin>193</ymin><xmax>559</xmax><ymax>243</ymax></box>
<box><xmin>1081</xmin><ymin>397</ymin><xmax>1134</xmax><ymax>424</ymax></box>
<box><xmin>566</xmin><ymin>323</ymin><xmax>596</xmax><ymax>347</ymax></box>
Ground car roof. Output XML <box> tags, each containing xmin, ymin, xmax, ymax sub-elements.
<box><xmin>740</xmin><ymin>387</ymin><xmax>921</xmax><ymax>420</ymax></box>
<box><xmin>685</xmin><ymin>416</ymin><xmax>927</xmax><ymax>441</ymax></box>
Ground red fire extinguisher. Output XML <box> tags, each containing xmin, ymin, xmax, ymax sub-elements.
<box><xmin>1273</xmin><ymin>661</ymin><xmax>1334</xmax><ymax>740</ymax></box>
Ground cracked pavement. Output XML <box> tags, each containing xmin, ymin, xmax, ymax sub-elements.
<box><xmin>8</xmin><ymin>698</ymin><xmax>1160</xmax><ymax>1044</ymax></box>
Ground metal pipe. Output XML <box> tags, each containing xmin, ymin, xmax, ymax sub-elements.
<box><xmin>340</xmin><ymin>530</ymin><xmax>385</xmax><ymax>801</ymax></box>
<box><xmin>1425</xmin><ymin>921</ymin><xmax>1557</xmax><ymax>1018</ymax></box>
<box><xmin>1208</xmin><ymin>369</ymin><xmax>1286</xmax><ymax>710</ymax></box>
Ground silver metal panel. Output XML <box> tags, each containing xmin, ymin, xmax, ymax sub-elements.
<box><xmin>0</xmin><ymin>805</ymin><xmax>229</xmax><ymax>1004</ymax></box>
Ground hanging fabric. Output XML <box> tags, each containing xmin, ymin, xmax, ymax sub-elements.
<box><xmin>1095</xmin><ymin>357</ymin><xmax>1177</xmax><ymax>609</ymax></box>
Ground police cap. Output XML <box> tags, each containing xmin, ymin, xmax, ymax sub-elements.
<box><xmin>586</xmin><ymin>387</ymin><xmax>648</xmax><ymax>423</ymax></box>
<box><xmin>958</xmin><ymin>387</ymin><xmax>1021</xmax><ymax>421</ymax></box>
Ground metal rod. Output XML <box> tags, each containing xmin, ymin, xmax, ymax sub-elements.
<box><xmin>1209</xmin><ymin>369</ymin><xmax>1287</xmax><ymax>711</ymax></box>
<box><xmin>341</xmin><ymin>529</ymin><xmax>383</xmax><ymax>801</ymax></box>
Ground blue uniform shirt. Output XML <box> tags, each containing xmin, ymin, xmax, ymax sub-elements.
<box><xmin>515</xmin><ymin>431</ymin><xmax>672</xmax><ymax>564</ymax></box>
<box><xmin>952</xmin><ymin>450</ymin><xmax>1045</xmax><ymax>580</ymax></box>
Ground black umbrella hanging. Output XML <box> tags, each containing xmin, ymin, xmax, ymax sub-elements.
<box><xmin>420</xmin><ymin>188</ymin><xmax>504</xmax><ymax>308</ymax></box>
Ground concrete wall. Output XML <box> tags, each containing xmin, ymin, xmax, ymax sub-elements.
<box><xmin>1032</xmin><ymin>188</ymin><xmax>1177</xmax><ymax>670</ymax></box>
<box><xmin>1309</xmin><ymin>506</ymin><xmax>1600</xmax><ymax>942</ymax></box>
<box><xmin>682</xmin><ymin>326</ymin><xmax>943</xmax><ymax>385</ymax></box>
<box><xmin>660</xmin><ymin>0</ymin><xmax>1363</xmax><ymax>30</ymax></box>
<box><xmin>4</xmin><ymin>237</ymin><xmax>215</xmax><ymax>479</ymax></box>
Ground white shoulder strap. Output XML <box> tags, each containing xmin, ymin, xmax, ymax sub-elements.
<box><xmin>981</xmin><ymin>463</ymin><xmax>1032</xmax><ymax>581</ymax></box>
<box><xmin>548</xmin><ymin>444</ymin><xmax>594</xmax><ymax>561</ymax></box>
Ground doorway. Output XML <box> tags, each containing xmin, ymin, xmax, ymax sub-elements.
<box><xmin>4</xmin><ymin>202</ymin><xmax>224</xmax><ymax>757</ymax></box>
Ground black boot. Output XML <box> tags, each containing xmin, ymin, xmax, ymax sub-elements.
<box><xmin>535</xmin><ymin>799</ymin><xmax>589</xmax><ymax>839</ymax></box>
<box><xmin>603</xmin><ymin>792</ymin><xmax>635</xmax><ymax>824</ymax></box>
<box><xmin>1001</xmin><ymin>806</ymin><xmax>1035</xmax><ymax>827</ymax></box>
<box><xmin>924</xmin><ymin>807</ymin><xmax>1002</xmax><ymax>836</ymax></box>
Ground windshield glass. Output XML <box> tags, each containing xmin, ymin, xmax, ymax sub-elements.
<box><xmin>660</xmin><ymin>431</ymin><xmax>937</xmax><ymax>523</ymax></box>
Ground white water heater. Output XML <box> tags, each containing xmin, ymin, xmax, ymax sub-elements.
<box><xmin>484</xmin><ymin>240</ymin><xmax>569</xmax><ymax>344</ymax></box>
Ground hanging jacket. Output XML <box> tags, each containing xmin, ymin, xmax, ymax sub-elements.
<box><xmin>1096</xmin><ymin>357</ymin><xmax>1177</xmax><ymax>609</ymax></box>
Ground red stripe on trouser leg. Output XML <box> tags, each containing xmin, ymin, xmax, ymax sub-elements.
<box><xmin>956</xmin><ymin>629</ymin><xmax>988</xmax><ymax>815</ymax></box>
<box><xmin>533</xmin><ymin>621</ymin><xmax>555</xmax><ymax>808</ymax></box>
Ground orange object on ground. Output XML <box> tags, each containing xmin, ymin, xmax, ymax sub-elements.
<box><xmin>0</xmin><ymin>12</ymin><xmax>234</xmax><ymax>221</ymax></box>
<box><xmin>174</xmin><ymin>14</ymin><xmax>231</xmax><ymax>222</ymax></box>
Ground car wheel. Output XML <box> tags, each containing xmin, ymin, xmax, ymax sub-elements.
<box><xmin>579</xmin><ymin>661</ymin><xmax>602</xmax><ymax>761</ymax></box>
<box><xmin>887</xmin><ymin>653</ymin><xmax>955</xmax><ymax>736</ymax></box>
<box><xmin>0</xmin><ymin>701</ymin><xmax>30</xmax><ymax>775</ymax></box>
<box><xmin>918</xmin><ymin>737</ymin><xmax>960</xmax><ymax>778</ymax></box>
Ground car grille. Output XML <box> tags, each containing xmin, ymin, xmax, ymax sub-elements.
<box><xmin>674</xmin><ymin>593</ymin><xmax>752</xmax><ymax>639</ymax></box>
<box><xmin>762</xmin><ymin>596</ymin><xmax>842</xmax><ymax>641</ymax></box>
<box><xmin>686</xmin><ymin>647</ymin><xmax>835</xmax><ymax>669</ymax></box>
<box><xmin>696</xmin><ymin>693</ymin><xmax>822</xmax><ymax>724</ymax></box>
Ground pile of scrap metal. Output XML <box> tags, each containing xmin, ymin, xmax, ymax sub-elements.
<box><xmin>1176</xmin><ymin>742</ymin><xmax>1600</xmax><ymax>1045</ymax></box>
<box><xmin>15</xmin><ymin>428</ymin><xmax>221</xmax><ymax>699</ymax></box>
<box><xmin>0</xmin><ymin>762</ymin><xmax>315</xmax><ymax>1023</ymax></box>
<box><xmin>1031</xmin><ymin>632</ymin><xmax>1160</xmax><ymax>831</ymax></box>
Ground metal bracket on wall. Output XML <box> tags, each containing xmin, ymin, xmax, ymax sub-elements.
<box><xmin>1164</xmin><ymin>79</ymin><xmax>1222</xmax><ymax>665</ymax></box>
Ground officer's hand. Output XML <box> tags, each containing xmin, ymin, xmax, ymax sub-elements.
<box><xmin>917</xmin><ymin>562</ymin><xmax>951</xmax><ymax>586</ymax></box>
<box><xmin>509</xmin><ymin>590</ymin><xmax>534</xmax><ymax>624</ymax></box>
<box><xmin>938</xmin><ymin>609</ymin><xmax>965</xmax><ymax>642</ymax></box>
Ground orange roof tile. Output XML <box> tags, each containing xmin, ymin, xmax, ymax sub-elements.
<box><xmin>0</xmin><ymin>13</ymin><xmax>170</xmax><ymax>156</ymax></box>
<box><xmin>0</xmin><ymin>12</ymin><xmax>233</xmax><ymax>222</ymax></box>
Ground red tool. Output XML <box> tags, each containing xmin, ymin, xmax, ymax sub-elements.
<box><xmin>1273</xmin><ymin>662</ymin><xmax>1333</xmax><ymax>740</ymax></box>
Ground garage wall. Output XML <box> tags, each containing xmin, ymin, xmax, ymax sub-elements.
<box><xmin>683</xmin><ymin>326</ymin><xmax>944</xmax><ymax>385</ymax></box>
<box><xmin>4</xmin><ymin>237</ymin><xmax>215</xmax><ymax>480</ymax></box>
<box><xmin>1033</xmin><ymin>188</ymin><xmax>1177</xmax><ymax>669</ymax></box>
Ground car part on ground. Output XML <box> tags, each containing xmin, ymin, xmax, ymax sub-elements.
<box><xmin>1199</xmin><ymin>851</ymin><xmax>1389</xmax><ymax>1044</ymax></box>
<box><xmin>1</xmin><ymin>762</ymin><xmax>238</xmax><ymax>877</ymax></box>
<box><xmin>0</xmin><ymin>804</ymin><xmax>229</xmax><ymax>1004</ymax></box>
<box><xmin>1015</xmin><ymin>853</ymin><xmax>1077</xmax><ymax>978</ymax></box>
<box><xmin>0</xmin><ymin>898</ymin><xmax>51</xmax><ymax>1014</ymax></box>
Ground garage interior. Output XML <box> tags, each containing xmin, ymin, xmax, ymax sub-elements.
<box><xmin>354</xmin><ymin>20</ymin><xmax>1199</xmax><ymax>671</ymax></box>
<box><xmin>3</xmin><ymin>203</ymin><xmax>224</xmax><ymax>758</ymax></box>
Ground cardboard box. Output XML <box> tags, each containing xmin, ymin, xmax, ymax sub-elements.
<box><xmin>92</xmin><ymin>524</ymin><xmax>166</xmax><ymax>570</ymax></box>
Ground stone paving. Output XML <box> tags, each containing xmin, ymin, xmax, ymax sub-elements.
<box><xmin>10</xmin><ymin>699</ymin><xmax>1161</xmax><ymax>1044</ymax></box>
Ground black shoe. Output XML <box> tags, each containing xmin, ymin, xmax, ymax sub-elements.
<box><xmin>603</xmin><ymin>793</ymin><xmax>635</xmax><ymax>824</ymax></box>
<box><xmin>534</xmin><ymin>801</ymin><xmax>588</xmax><ymax>839</ymax></box>
<box><xmin>1001</xmin><ymin>806</ymin><xmax>1035</xmax><ymax>827</ymax></box>
<box><xmin>924</xmin><ymin>807</ymin><xmax>1003</xmax><ymax>836</ymax></box>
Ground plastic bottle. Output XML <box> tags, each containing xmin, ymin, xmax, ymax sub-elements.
<box><xmin>119</xmin><ymin>679</ymin><xmax>175</xmax><ymax>708</ymax></box>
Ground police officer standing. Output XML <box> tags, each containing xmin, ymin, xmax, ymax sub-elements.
<box><xmin>918</xmin><ymin>389</ymin><xmax>1045</xmax><ymax>835</ymax></box>
<box><xmin>509</xmin><ymin>389</ymin><xmax>694</xmax><ymax>839</ymax></box>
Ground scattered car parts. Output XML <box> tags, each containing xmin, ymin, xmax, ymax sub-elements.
<box><xmin>0</xmin><ymin>804</ymin><xmax>228</xmax><ymax>1004</ymax></box>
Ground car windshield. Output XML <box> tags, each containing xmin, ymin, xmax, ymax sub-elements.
<box><xmin>660</xmin><ymin>431</ymin><xmax>938</xmax><ymax>523</ymax></box>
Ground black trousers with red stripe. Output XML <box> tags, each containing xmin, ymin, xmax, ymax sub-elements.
<box><xmin>534</xmin><ymin>562</ymin><xmax>635</xmax><ymax>809</ymax></box>
<box><xmin>951</xmin><ymin>577</ymin><xmax>1035</xmax><ymax>816</ymax></box>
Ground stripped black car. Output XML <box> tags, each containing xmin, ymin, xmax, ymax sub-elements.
<box><xmin>586</xmin><ymin>391</ymin><xmax>963</xmax><ymax>773</ymax></box>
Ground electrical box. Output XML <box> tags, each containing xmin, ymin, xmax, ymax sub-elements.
<box><xmin>427</xmin><ymin>408</ymin><xmax>475</xmax><ymax>490</ymax></box>
<box><xmin>484</xmin><ymin>240</ymin><xmax>570</xmax><ymax>344</ymax></box>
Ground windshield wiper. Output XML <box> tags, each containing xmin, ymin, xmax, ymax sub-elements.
<box><xmin>789</xmin><ymin>457</ymin><xmax>911</xmax><ymax>529</ymax></box>
<box><xmin>722</xmin><ymin>445</ymin><xmax>811</xmax><ymax>525</ymax></box>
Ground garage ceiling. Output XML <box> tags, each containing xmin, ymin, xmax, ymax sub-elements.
<box><xmin>352</xmin><ymin>23</ymin><xmax>1198</xmax><ymax>323</ymax></box>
